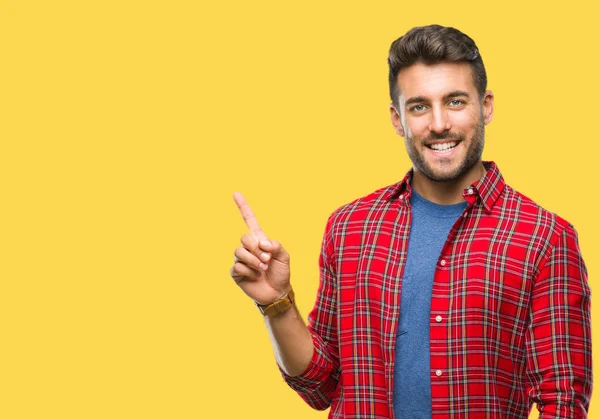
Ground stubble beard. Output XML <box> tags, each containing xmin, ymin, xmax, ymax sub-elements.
<box><xmin>405</xmin><ymin>118</ymin><xmax>485</xmax><ymax>183</ymax></box>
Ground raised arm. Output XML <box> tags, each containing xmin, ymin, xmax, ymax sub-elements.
<box><xmin>230</xmin><ymin>192</ymin><xmax>313</xmax><ymax>377</ymax></box>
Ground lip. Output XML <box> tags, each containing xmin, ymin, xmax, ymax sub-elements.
<box><xmin>425</xmin><ymin>140</ymin><xmax>462</xmax><ymax>157</ymax></box>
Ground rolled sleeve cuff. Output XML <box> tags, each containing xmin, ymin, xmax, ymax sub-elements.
<box><xmin>279</xmin><ymin>332</ymin><xmax>339</xmax><ymax>407</ymax></box>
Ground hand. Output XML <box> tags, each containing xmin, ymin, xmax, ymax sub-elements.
<box><xmin>230</xmin><ymin>192</ymin><xmax>291</xmax><ymax>305</ymax></box>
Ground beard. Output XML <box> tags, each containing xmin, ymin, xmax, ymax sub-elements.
<box><xmin>404</xmin><ymin>117</ymin><xmax>485</xmax><ymax>183</ymax></box>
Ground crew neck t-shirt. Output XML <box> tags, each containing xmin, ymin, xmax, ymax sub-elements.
<box><xmin>393</xmin><ymin>187</ymin><xmax>468</xmax><ymax>419</ymax></box>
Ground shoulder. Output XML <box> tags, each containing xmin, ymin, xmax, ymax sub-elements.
<box><xmin>499</xmin><ymin>183</ymin><xmax>578</xmax><ymax>255</ymax></box>
<box><xmin>503</xmin><ymin>186</ymin><xmax>588</xmax><ymax>287</ymax></box>
<box><xmin>323</xmin><ymin>182</ymin><xmax>401</xmax><ymax>235</ymax></box>
<box><xmin>502</xmin><ymin>184</ymin><xmax>571</xmax><ymax>230</ymax></box>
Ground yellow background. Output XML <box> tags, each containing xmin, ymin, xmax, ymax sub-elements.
<box><xmin>1</xmin><ymin>1</ymin><xmax>598</xmax><ymax>418</ymax></box>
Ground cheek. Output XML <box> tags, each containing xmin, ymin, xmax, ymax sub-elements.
<box><xmin>404</xmin><ymin>117</ymin><xmax>428</xmax><ymax>138</ymax></box>
<box><xmin>450</xmin><ymin>111</ymin><xmax>480</xmax><ymax>131</ymax></box>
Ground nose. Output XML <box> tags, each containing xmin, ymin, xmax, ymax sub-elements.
<box><xmin>428</xmin><ymin>105</ymin><xmax>451</xmax><ymax>134</ymax></box>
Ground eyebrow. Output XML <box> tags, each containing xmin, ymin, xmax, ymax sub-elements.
<box><xmin>404</xmin><ymin>90</ymin><xmax>471</xmax><ymax>106</ymax></box>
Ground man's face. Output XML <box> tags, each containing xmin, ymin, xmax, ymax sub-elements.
<box><xmin>390</xmin><ymin>62</ymin><xmax>494</xmax><ymax>183</ymax></box>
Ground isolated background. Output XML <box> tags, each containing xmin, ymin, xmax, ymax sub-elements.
<box><xmin>1</xmin><ymin>1</ymin><xmax>598</xmax><ymax>418</ymax></box>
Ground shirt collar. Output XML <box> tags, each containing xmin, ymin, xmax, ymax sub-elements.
<box><xmin>387</xmin><ymin>161</ymin><xmax>505</xmax><ymax>213</ymax></box>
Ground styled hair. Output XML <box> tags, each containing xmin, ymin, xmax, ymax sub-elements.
<box><xmin>388</xmin><ymin>24</ymin><xmax>487</xmax><ymax>109</ymax></box>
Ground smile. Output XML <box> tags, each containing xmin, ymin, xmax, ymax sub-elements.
<box><xmin>426</xmin><ymin>141</ymin><xmax>460</xmax><ymax>151</ymax></box>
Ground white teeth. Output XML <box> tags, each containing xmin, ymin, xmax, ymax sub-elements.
<box><xmin>430</xmin><ymin>141</ymin><xmax>458</xmax><ymax>151</ymax></box>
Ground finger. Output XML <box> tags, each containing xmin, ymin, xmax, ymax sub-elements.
<box><xmin>230</xmin><ymin>262</ymin><xmax>261</xmax><ymax>283</ymax></box>
<box><xmin>233</xmin><ymin>192</ymin><xmax>267</xmax><ymax>239</ymax></box>
<box><xmin>234</xmin><ymin>247</ymin><xmax>269</xmax><ymax>271</ymax></box>
<box><xmin>258</xmin><ymin>239</ymin><xmax>289</xmax><ymax>263</ymax></box>
<box><xmin>241</xmin><ymin>233</ymin><xmax>268</xmax><ymax>260</ymax></box>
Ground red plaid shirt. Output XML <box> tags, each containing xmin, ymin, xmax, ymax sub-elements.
<box><xmin>282</xmin><ymin>162</ymin><xmax>592</xmax><ymax>418</ymax></box>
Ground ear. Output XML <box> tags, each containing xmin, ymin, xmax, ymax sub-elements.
<box><xmin>482</xmin><ymin>90</ymin><xmax>494</xmax><ymax>125</ymax></box>
<box><xmin>390</xmin><ymin>103</ymin><xmax>405</xmax><ymax>137</ymax></box>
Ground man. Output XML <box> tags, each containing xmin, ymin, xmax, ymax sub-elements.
<box><xmin>230</xmin><ymin>25</ymin><xmax>592</xmax><ymax>418</ymax></box>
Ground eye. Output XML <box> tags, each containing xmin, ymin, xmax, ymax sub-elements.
<box><xmin>409</xmin><ymin>104</ymin><xmax>427</xmax><ymax>113</ymax></box>
<box><xmin>449</xmin><ymin>99</ymin><xmax>464</xmax><ymax>107</ymax></box>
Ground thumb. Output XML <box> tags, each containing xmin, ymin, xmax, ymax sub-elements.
<box><xmin>259</xmin><ymin>239</ymin><xmax>289</xmax><ymax>263</ymax></box>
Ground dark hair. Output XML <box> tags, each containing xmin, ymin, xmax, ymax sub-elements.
<box><xmin>388</xmin><ymin>24</ymin><xmax>487</xmax><ymax>109</ymax></box>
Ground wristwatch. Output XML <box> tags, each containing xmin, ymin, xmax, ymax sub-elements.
<box><xmin>255</xmin><ymin>289</ymin><xmax>295</xmax><ymax>317</ymax></box>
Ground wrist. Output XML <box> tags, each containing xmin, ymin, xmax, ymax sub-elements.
<box><xmin>256</xmin><ymin>288</ymin><xmax>295</xmax><ymax>317</ymax></box>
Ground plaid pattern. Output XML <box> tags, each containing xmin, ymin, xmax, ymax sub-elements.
<box><xmin>282</xmin><ymin>162</ymin><xmax>592</xmax><ymax>418</ymax></box>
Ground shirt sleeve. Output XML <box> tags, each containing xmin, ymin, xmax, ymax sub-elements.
<box><xmin>526</xmin><ymin>223</ymin><xmax>593</xmax><ymax>418</ymax></box>
<box><xmin>279</xmin><ymin>215</ymin><xmax>341</xmax><ymax>410</ymax></box>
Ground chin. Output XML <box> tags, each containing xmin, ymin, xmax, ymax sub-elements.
<box><xmin>425</xmin><ymin>171</ymin><xmax>462</xmax><ymax>183</ymax></box>
<box><xmin>422</xmin><ymin>162</ymin><xmax>470</xmax><ymax>183</ymax></box>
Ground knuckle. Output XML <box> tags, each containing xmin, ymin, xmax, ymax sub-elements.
<box><xmin>232</xmin><ymin>263</ymin><xmax>247</xmax><ymax>278</ymax></box>
<box><xmin>241</xmin><ymin>234</ymin><xmax>256</xmax><ymax>248</ymax></box>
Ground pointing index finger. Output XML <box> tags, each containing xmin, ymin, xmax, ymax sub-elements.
<box><xmin>233</xmin><ymin>192</ymin><xmax>265</xmax><ymax>238</ymax></box>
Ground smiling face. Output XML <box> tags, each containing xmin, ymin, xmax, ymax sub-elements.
<box><xmin>390</xmin><ymin>62</ymin><xmax>494</xmax><ymax>185</ymax></box>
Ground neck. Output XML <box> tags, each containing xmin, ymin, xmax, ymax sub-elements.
<box><xmin>411</xmin><ymin>161</ymin><xmax>487</xmax><ymax>205</ymax></box>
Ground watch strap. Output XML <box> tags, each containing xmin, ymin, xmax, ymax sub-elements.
<box><xmin>256</xmin><ymin>289</ymin><xmax>295</xmax><ymax>317</ymax></box>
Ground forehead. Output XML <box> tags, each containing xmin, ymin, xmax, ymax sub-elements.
<box><xmin>396</xmin><ymin>62</ymin><xmax>477</xmax><ymax>102</ymax></box>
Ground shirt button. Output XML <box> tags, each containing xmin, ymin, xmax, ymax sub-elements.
<box><xmin>436</xmin><ymin>370</ymin><xmax>443</xmax><ymax>377</ymax></box>
<box><xmin>467</xmin><ymin>188</ymin><xmax>474</xmax><ymax>195</ymax></box>
<box><xmin>435</xmin><ymin>315</ymin><xmax>443</xmax><ymax>322</ymax></box>
<box><xmin>440</xmin><ymin>259</ymin><xmax>446</xmax><ymax>266</ymax></box>
<box><xmin>463</xmin><ymin>212</ymin><xmax>468</xmax><ymax>217</ymax></box>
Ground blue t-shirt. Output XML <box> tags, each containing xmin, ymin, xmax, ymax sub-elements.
<box><xmin>393</xmin><ymin>187</ymin><xmax>467</xmax><ymax>418</ymax></box>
